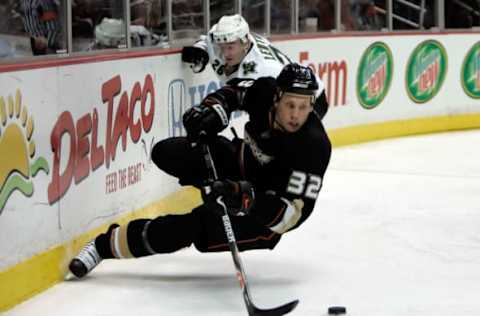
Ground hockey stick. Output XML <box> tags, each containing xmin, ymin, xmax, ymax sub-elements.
<box><xmin>199</xmin><ymin>137</ymin><xmax>299</xmax><ymax>316</ymax></box>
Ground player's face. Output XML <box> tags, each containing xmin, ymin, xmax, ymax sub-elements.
<box><xmin>274</xmin><ymin>93</ymin><xmax>313</xmax><ymax>133</ymax></box>
<box><xmin>218</xmin><ymin>40</ymin><xmax>247</xmax><ymax>66</ymax></box>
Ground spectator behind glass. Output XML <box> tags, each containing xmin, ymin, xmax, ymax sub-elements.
<box><xmin>304</xmin><ymin>0</ymin><xmax>355</xmax><ymax>31</ymax></box>
<box><xmin>446</xmin><ymin>0</ymin><xmax>480</xmax><ymax>28</ymax></box>
<box><xmin>71</xmin><ymin>0</ymin><xmax>127</xmax><ymax>51</ymax></box>
<box><xmin>271</xmin><ymin>0</ymin><xmax>292</xmax><ymax>33</ymax></box>
<box><xmin>242</xmin><ymin>0</ymin><xmax>266</xmax><ymax>34</ymax></box>
<box><xmin>299</xmin><ymin>0</ymin><xmax>320</xmax><ymax>32</ymax></box>
<box><xmin>21</xmin><ymin>0</ymin><xmax>62</xmax><ymax>55</ymax></box>
<box><xmin>350</xmin><ymin>0</ymin><xmax>383</xmax><ymax>30</ymax></box>
<box><xmin>130</xmin><ymin>0</ymin><xmax>167</xmax><ymax>47</ymax></box>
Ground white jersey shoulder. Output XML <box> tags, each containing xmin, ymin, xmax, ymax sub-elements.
<box><xmin>196</xmin><ymin>33</ymin><xmax>288</xmax><ymax>83</ymax></box>
<box><xmin>193</xmin><ymin>34</ymin><xmax>325</xmax><ymax>94</ymax></box>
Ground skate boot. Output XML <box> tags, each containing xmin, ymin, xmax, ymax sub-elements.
<box><xmin>69</xmin><ymin>241</ymin><xmax>102</xmax><ymax>278</ymax></box>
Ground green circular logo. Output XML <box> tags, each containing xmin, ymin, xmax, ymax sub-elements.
<box><xmin>406</xmin><ymin>40</ymin><xmax>448</xmax><ymax>103</ymax></box>
<box><xmin>461</xmin><ymin>41</ymin><xmax>480</xmax><ymax>99</ymax></box>
<box><xmin>356</xmin><ymin>42</ymin><xmax>394</xmax><ymax>109</ymax></box>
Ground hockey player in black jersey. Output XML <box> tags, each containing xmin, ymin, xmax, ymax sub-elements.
<box><xmin>69</xmin><ymin>63</ymin><xmax>332</xmax><ymax>278</ymax></box>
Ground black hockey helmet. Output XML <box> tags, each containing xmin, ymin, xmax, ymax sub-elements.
<box><xmin>276</xmin><ymin>63</ymin><xmax>318</xmax><ymax>97</ymax></box>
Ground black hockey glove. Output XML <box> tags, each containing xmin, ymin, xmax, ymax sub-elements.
<box><xmin>183</xmin><ymin>104</ymin><xmax>229</xmax><ymax>141</ymax></box>
<box><xmin>181</xmin><ymin>46</ymin><xmax>209</xmax><ymax>73</ymax></box>
<box><xmin>201</xmin><ymin>180</ymin><xmax>255</xmax><ymax>216</ymax></box>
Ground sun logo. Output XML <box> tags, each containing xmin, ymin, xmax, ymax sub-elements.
<box><xmin>0</xmin><ymin>90</ymin><xmax>49</xmax><ymax>214</ymax></box>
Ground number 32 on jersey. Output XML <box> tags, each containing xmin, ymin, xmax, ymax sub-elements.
<box><xmin>286</xmin><ymin>171</ymin><xmax>322</xmax><ymax>199</ymax></box>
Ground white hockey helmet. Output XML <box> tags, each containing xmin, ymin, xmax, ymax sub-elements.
<box><xmin>95</xmin><ymin>18</ymin><xmax>125</xmax><ymax>47</ymax></box>
<box><xmin>209</xmin><ymin>14</ymin><xmax>250</xmax><ymax>44</ymax></box>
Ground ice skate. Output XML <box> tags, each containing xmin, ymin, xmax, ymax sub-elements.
<box><xmin>68</xmin><ymin>241</ymin><xmax>102</xmax><ymax>278</ymax></box>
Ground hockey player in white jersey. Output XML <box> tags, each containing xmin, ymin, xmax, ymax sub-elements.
<box><xmin>181</xmin><ymin>14</ymin><xmax>329</xmax><ymax>119</ymax></box>
<box><xmin>181</xmin><ymin>14</ymin><xmax>290</xmax><ymax>83</ymax></box>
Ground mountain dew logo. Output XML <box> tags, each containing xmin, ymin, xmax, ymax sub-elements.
<box><xmin>0</xmin><ymin>90</ymin><xmax>49</xmax><ymax>214</ymax></box>
<box><xmin>357</xmin><ymin>42</ymin><xmax>393</xmax><ymax>109</ymax></box>
<box><xmin>406</xmin><ymin>40</ymin><xmax>447</xmax><ymax>103</ymax></box>
<box><xmin>461</xmin><ymin>41</ymin><xmax>480</xmax><ymax>99</ymax></box>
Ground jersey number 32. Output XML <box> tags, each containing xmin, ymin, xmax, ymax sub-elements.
<box><xmin>287</xmin><ymin>171</ymin><xmax>322</xmax><ymax>199</ymax></box>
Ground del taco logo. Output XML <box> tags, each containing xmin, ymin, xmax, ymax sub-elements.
<box><xmin>461</xmin><ymin>41</ymin><xmax>480</xmax><ymax>99</ymax></box>
<box><xmin>356</xmin><ymin>42</ymin><xmax>393</xmax><ymax>109</ymax></box>
<box><xmin>406</xmin><ymin>40</ymin><xmax>448</xmax><ymax>103</ymax></box>
<box><xmin>0</xmin><ymin>90</ymin><xmax>49</xmax><ymax>213</ymax></box>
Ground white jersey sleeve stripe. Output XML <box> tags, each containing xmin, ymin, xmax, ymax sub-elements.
<box><xmin>193</xmin><ymin>35</ymin><xmax>209</xmax><ymax>51</ymax></box>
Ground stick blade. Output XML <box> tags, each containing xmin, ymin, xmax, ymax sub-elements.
<box><xmin>251</xmin><ymin>299</ymin><xmax>299</xmax><ymax>316</ymax></box>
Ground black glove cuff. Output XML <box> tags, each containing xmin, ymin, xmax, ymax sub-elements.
<box><xmin>181</xmin><ymin>46</ymin><xmax>209</xmax><ymax>72</ymax></box>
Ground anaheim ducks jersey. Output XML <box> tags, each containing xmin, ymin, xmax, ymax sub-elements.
<box><xmin>202</xmin><ymin>76</ymin><xmax>331</xmax><ymax>234</ymax></box>
<box><xmin>238</xmin><ymin>77</ymin><xmax>331</xmax><ymax>233</ymax></box>
<box><xmin>194</xmin><ymin>33</ymin><xmax>290</xmax><ymax>84</ymax></box>
<box><xmin>243</xmin><ymin>112</ymin><xmax>331</xmax><ymax>233</ymax></box>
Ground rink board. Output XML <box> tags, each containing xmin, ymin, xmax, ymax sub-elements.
<box><xmin>0</xmin><ymin>32</ymin><xmax>479</xmax><ymax>311</ymax></box>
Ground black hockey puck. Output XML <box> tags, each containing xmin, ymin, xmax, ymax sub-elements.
<box><xmin>328</xmin><ymin>306</ymin><xmax>347</xmax><ymax>314</ymax></box>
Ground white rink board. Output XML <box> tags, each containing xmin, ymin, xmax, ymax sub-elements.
<box><xmin>275</xmin><ymin>34</ymin><xmax>480</xmax><ymax>127</ymax></box>
<box><xmin>0</xmin><ymin>33</ymin><xmax>479</xmax><ymax>273</ymax></box>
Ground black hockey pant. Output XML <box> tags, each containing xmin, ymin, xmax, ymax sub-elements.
<box><xmin>95</xmin><ymin>136</ymin><xmax>281</xmax><ymax>259</ymax></box>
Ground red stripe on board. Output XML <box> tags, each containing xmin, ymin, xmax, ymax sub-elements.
<box><xmin>0</xmin><ymin>47</ymin><xmax>181</xmax><ymax>73</ymax></box>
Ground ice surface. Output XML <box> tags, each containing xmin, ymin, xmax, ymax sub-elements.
<box><xmin>6</xmin><ymin>130</ymin><xmax>480</xmax><ymax>316</ymax></box>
